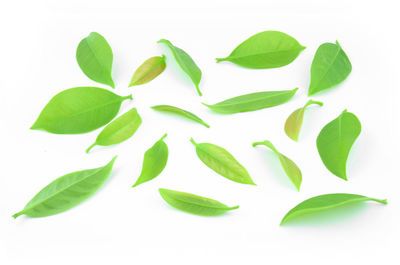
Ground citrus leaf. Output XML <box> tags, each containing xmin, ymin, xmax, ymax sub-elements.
<box><xmin>151</xmin><ymin>105</ymin><xmax>210</xmax><ymax>128</ymax></box>
<box><xmin>129</xmin><ymin>55</ymin><xmax>166</xmax><ymax>86</ymax></box>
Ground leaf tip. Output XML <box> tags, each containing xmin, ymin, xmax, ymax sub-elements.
<box><xmin>230</xmin><ymin>205</ymin><xmax>240</xmax><ymax>210</ymax></box>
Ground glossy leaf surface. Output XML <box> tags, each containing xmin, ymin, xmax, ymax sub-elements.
<box><xmin>284</xmin><ymin>99</ymin><xmax>323</xmax><ymax>141</ymax></box>
<box><xmin>308</xmin><ymin>41</ymin><xmax>352</xmax><ymax>95</ymax></box>
<box><xmin>76</xmin><ymin>32</ymin><xmax>115</xmax><ymax>88</ymax></box>
<box><xmin>316</xmin><ymin>110</ymin><xmax>361</xmax><ymax>180</ymax></box>
<box><xmin>13</xmin><ymin>157</ymin><xmax>117</xmax><ymax>218</ymax></box>
<box><xmin>86</xmin><ymin>108</ymin><xmax>142</xmax><ymax>153</ymax></box>
<box><xmin>281</xmin><ymin>193</ymin><xmax>387</xmax><ymax>225</ymax></box>
<box><xmin>151</xmin><ymin>105</ymin><xmax>210</xmax><ymax>128</ymax></box>
<box><xmin>159</xmin><ymin>188</ymin><xmax>239</xmax><ymax>216</ymax></box>
<box><xmin>129</xmin><ymin>55</ymin><xmax>166</xmax><ymax>86</ymax></box>
<box><xmin>31</xmin><ymin>87</ymin><xmax>132</xmax><ymax>134</ymax></box>
<box><xmin>132</xmin><ymin>134</ymin><xmax>168</xmax><ymax>187</ymax></box>
<box><xmin>158</xmin><ymin>39</ymin><xmax>202</xmax><ymax>96</ymax></box>
<box><xmin>252</xmin><ymin>140</ymin><xmax>302</xmax><ymax>191</ymax></box>
<box><xmin>216</xmin><ymin>31</ymin><xmax>305</xmax><ymax>69</ymax></box>
<box><xmin>203</xmin><ymin>88</ymin><xmax>297</xmax><ymax>114</ymax></box>
<box><xmin>190</xmin><ymin>138</ymin><xmax>255</xmax><ymax>185</ymax></box>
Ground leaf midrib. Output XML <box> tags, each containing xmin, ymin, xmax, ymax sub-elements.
<box><xmin>310</xmin><ymin>45</ymin><xmax>342</xmax><ymax>91</ymax></box>
<box><xmin>213</xmin><ymin>90</ymin><xmax>294</xmax><ymax>108</ymax></box>
<box><xmin>166</xmin><ymin>193</ymin><xmax>232</xmax><ymax>211</ymax></box>
<box><xmin>229</xmin><ymin>47</ymin><xmax>304</xmax><ymax>60</ymax></box>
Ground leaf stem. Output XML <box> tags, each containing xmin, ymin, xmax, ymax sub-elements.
<box><xmin>86</xmin><ymin>143</ymin><xmax>96</xmax><ymax>153</ymax></box>
<box><xmin>195</xmin><ymin>85</ymin><xmax>202</xmax><ymax>96</ymax></box>
<box><xmin>215</xmin><ymin>57</ymin><xmax>227</xmax><ymax>63</ymax></box>
<box><xmin>12</xmin><ymin>211</ymin><xmax>23</xmax><ymax>219</ymax></box>
<box><xmin>122</xmin><ymin>94</ymin><xmax>133</xmax><ymax>101</ymax></box>
<box><xmin>160</xmin><ymin>133</ymin><xmax>168</xmax><ymax>140</ymax></box>
<box><xmin>190</xmin><ymin>137</ymin><xmax>198</xmax><ymax>146</ymax></box>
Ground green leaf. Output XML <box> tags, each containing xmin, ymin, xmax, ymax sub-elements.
<box><xmin>284</xmin><ymin>99</ymin><xmax>323</xmax><ymax>141</ymax></box>
<box><xmin>12</xmin><ymin>156</ymin><xmax>117</xmax><ymax>218</ymax></box>
<box><xmin>31</xmin><ymin>87</ymin><xmax>132</xmax><ymax>134</ymax></box>
<box><xmin>129</xmin><ymin>55</ymin><xmax>166</xmax><ymax>87</ymax></box>
<box><xmin>132</xmin><ymin>134</ymin><xmax>168</xmax><ymax>187</ymax></box>
<box><xmin>159</xmin><ymin>188</ymin><xmax>239</xmax><ymax>216</ymax></box>
<box><xmin>280</xmin><ymin>193</ymin><xmax>387</xmax><ymax>225</ymax></box>
<box><xmin>86</xmin><ymin>108</ymin><xmax>142</xmax><ymax>153</ymax></box>
<box><xmin>316</xmin><ymin>110</ymin><xmax>361</xmax><ymax>180</ymax></box>
<box><xmin>76</xmin><ymin>32</ymin><xmax>115</xmax><ymax>88</ymax></box>
<box><xmin>190</xmin><ymin>138</ymin><xmax>255</xmax><ymax>185</ymax></box>
<box><xmin>308</xmin><ymin>41</ymin><xmax>352</xmax><ymax>96</ymax></box>
<box><xmin>252</xmin><ymin>140</ymin><xmax>302</xmax><ymax>191</ymax></box>
<box><xmin>158</xmin><ymin>39</ymin><xmax>202</xmax><ymax>96</ymax></box>
<box><xmin>151</xmin><ymin>105</ymin><xmax>210</xmax><ymax>128</ymax></box>
<box><xmin>202</xmin><ymin>88</ymin><xmax>298</xmax><ymax>114</ymax></box>
<box><xmin>216</xmin><ymin>30</ymin><xmax>305</xmax><ymax>69</ymax></box>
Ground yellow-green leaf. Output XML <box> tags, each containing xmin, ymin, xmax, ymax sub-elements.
<box><xmin>129</xmin><ymin>55</ymin><xmax>166</xmax><ymax>86</ymax></box>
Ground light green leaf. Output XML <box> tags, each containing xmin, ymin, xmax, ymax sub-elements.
<box><xmin>190</xmin><ymin>138</ymin><xmax>255</xmax><ymax>185</ymax></box>
<box><xmin>158</xmin><ymin>39</ymin><xmax>202</xmax><ymax>96</ymax></box>
<box><xmin>308</xmin><ymin>41</ymin><xmax>352</xmax><ymax>96</ymax></box>
<box><xmin>203</xmin><ymin>88</ymin><xmax>298</xmax><ymax>114</ymax></box>
<box><xmin>252</xmin><ymin>140</ymin><xmax>302</xmax><ymax>191</ymax></box>
<box><xmin>316</xmin><ymin>110</ymin><xmax>361</xmax><ymax>180</ymax></box>
<box><xmin>13</xmin><ymin>157</ymin><xmax>117</xmax><ymax>218</ymax></box>
<box><xmin>280</xmin><ymin>193</ymin><xmax>387</xmax><ymax>225</ymax></box>
<box><xmin>129</xmin><ymin>55</ymin><xmax>166</xmax><ymax>86</ymax></box>
<box><xmin>86</xmin><ymin>108</ymin><xmax>142</xmax><ymax>153</ymax></box>
<box><xmin>76</xmin><ymin>32</ymin><xmax>115</xmax><ymax>88</ymax></box>
<box><xmin>132</xmin><ymin>134</ymin><xmax>168</xmax><ymax>187</ymax></box>
<box><xmin>31</xmin><ymin>87</ymin><xmax>132</xmax><ymax>134</ymax></box>
<box><xmin>159</xmin><ymin>188</ymin><xmax>239</xmax><ymax>216</ymax></box>
<box><xmin>151</xmin><ymin>105</ymin><xmax>210</xmax><ymax>128</ymax></box>
<box><xmin>284</xmin><ymin>99</ymin><xmax>323</xmax><ymax>141</ymax></box>
<box><xmin>216</xmin><ymin>31</ymin><xmax>305</xmax><ymax>69</ymax></box>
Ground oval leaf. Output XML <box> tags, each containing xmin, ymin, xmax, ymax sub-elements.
<box><xmin>31</xmin><ymin>87</ymin><xmax>132</xmax><ymax>134</ymax></box>
<box><xmin>159</xmin><ymin>188</ymin><xmax>239</xmax><ymax>216</ymax></box>
<box><xmin>158</xmin><ymin>39</ymin><xmax>202</xmax><ymax>96</ymax></box>
<box><xmin>76</xmin><ymin>32</ymin><xmax>115</xmax><ymax>88</ymax></box>
<box><xmin>12</xmin><ymin>156</ymin><xmax>117</xmax><ymax>218</ymax></box>
<box><xmin>203</xmin><ymin>88</ymin><xmax>298</xmax><ymax>114</ymax></box>
<box><xmin>252</xmin><ymin>140</ymin><xmax>302</xmax><ymax>191</ymax></box>
<box><xmin>190</xmin><ymin>138</ymin><xmax>255</xmax><ymax>185</ymax></box>
<box><xmin>129</xmin><ymin>55</ymin><xmax>166</xmax><ymax>86</ymax></box>
<box><xmin>86</xmin><ymin>108</ymin><xmax>142</xmax><ymax>153</ymax></box>
<box><xmin>316</xmin><ymin>110</ymin><xmax>361</xmax><ymax>180</ymax></box>
<box><xmin>151</xmin><ymin>105</ymin><xmax>210</xmax><ymax>128</ymax></box>
<box><xmin>216</xmin><ymin>31</ymin><xmax>305</xmax><ymax>69</ymax></box>
<box><xmin>284</xmin><ymin>99</ymin><xmax>323</xmax><ymax>141</ymax></box>
<box><xmin>132</xmin><ymin>134</ymin><xmax>168</xmax><ymax>187</ymax></box>
<box><xmin>280</xmin><ymin>193</ymin><xmax>387</xmax><ymax>225</ymax></box>
<box><xmin>308</xmin><ymin>41</ymin><xmax>352</xmax><ymax>96</ymax></box>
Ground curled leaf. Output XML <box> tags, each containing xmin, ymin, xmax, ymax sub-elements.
<box><xmin>151</xmin><ymin>105</ymin><xmax>210</xmax><ymax>128</ymax></box>
<box><xmin>129</xmin><ymin>55</ymin><xmax>166</xmax><ymax>86</ymax></box>
<box><xmin>132</xmin><ymin>134</ymin><xmax>168</xmax><ymax>187</ymax></box>
<box><xmin>190</xmin><ymin>138</ymin><xmax>255</xmax><ymax>185</ymax></box>
<box><xmin>284</xmin><ymin>99</ymin><xmax>323</xmax><ymax>141</ymax></box>
<box><xmin>280</xmin><ymin>193</ymin><xmax>387</xmax><ymax>225</ymax></box>
<box><xmin>316</xmin><ymin>110</ymin><xmax>361</xmax><ymax>180</ymax></box>
<box><xmin>203</xmin><ymin>88</ymin><xmax>298</xmax><ymax>114</ymax></box>
<box><xmin>252</xmin><ymin>140</ymin><xmax>302</xmax><ymax>191</ymax></box>
<box><xmin>76</xmin><ymin>32</ymin><xmax>115</xmax><ymax>88</ymax></box>
<box><xmin>31</xmin><ymin>87</ymin><xmax>132</xmax><ymax>134</ymax></box>
<box><xmin>159</xmin><ymin>188</ymin><xmax>239</xmax><ymax>216</ymax></box>
<box><xmin>86</xmin><ymin>108</ymin><xmax>142</xmax><ymax>153</ymax></box>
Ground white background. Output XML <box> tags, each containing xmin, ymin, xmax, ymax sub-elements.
<box><xmin>1</xmin><ymin>0</ymin><xmax>399</xmax><ymax>264</ymax></box>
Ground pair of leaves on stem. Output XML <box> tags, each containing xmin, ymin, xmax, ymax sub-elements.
<box><xmin>13</xmin><ymin>157</ymin><xmax>117</xmax><ymax>218</ymax></box>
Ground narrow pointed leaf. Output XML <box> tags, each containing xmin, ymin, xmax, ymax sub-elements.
<box><xmin>280</xmin><ymin>193</ymin><xmax>387</xmax><ymax>225</ymax></box>
<box><xmin>31</xmin><ymin>87</ymin><xmax>132</xmax><ymax>134</ymax></box>
<box><xmin>86</xmin><ymin>108</ymin><xmax>142</xmax><ymax>153</ymax></box>
<box><xmin>132</xmin><ymin>134</ymin><xmax>168</xmax><ymax>187</ymax></box>
<box><xmin>76</xmin><ymin>32</ymin><xmax>115</xmax><ymax>88</ymax></box>
<box><xmin>151</xmin><ymin>105</ymin><xmax>210</xmax><ymax>128</ymax></box>
<box><xmin>284</xmin><ymin>99</ymin><xmax>323</xmax><ymax>141</ymax></box>
<box><xmin>252</xmin><ymin>140</ymin><xmax>302</xmax><ymax>191</ymax></box>
<box><xmin>316</xmin><ymin>110</ymin><xmax>361</xmax><ymax>180</ymax></box>
<box><xmin>203</xmin><ymin>88</ymin><xmax>297</xmax><ymax>114</ymax></box>
<box><xmin>12</xmin><ymin>157</ymin><xmax>117</xmax><ymax>218</ymax></box>
<box><xmin>159</xmin><ymin>188</ymin><xmax>239</xmax><ymax>216</ymax></box>
<box><xmin>129</xmin><ymin>55</ymin><xmax>166</xmax><ymax>86</ymax></box>
<box><xmin>158</xmin><ymin>39</ymin><xmax>202</xmax><ymax>96</ymax></box>
<box><xmin>308</xmin><ymin>41</ymin><xmax>352</xmax><ymax>96</ymax></box>
<box><xmin>216</xmin><ymin>31</ymin><xmax>305</xmax><ymax>69</ymax></box>
<box><xmin>190</xmin><ymin>138</ymin><xmax>255</xmax><ymax>185</ymax></box>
